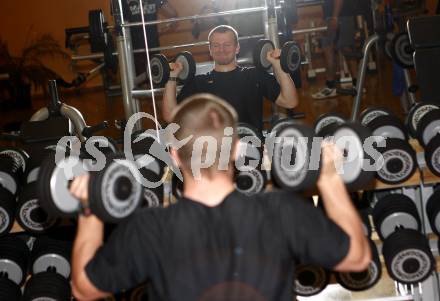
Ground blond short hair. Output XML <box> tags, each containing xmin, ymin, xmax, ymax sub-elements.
<box><xmin>171</xmin><ymin>93</ymin><xmax>238</xmax><ymax>177</ymax></box>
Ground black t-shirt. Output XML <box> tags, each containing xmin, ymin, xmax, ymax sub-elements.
<box><xmin>177</xmin><ymin>66</ymin><xmax>280</xmax><ymax>133</ymax></box>
<box><xmin>86</xmin><ymin>190</ymin><xmax>349</xmax><ymax>301</ymax></box>
<box><xmin>122</xmin><ymin>0</ymin><xmax>166</xmax><ymax>50</ymax></box>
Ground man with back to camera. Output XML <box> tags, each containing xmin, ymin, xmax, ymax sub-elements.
<box><xmin>162</xmin><ymin>25</ymin><xmax>300</xmax><ymax>133</ymax></box>
<box><xmin>70</xmin><ymin>93</ymin><xmax>371</xmax><ymax>301</ymax></box>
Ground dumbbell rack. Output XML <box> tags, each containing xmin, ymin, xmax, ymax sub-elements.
<box><xmin>359</xmin><ymin>139</ymin><xmax>440</xmax><ymax>301</ymax></box>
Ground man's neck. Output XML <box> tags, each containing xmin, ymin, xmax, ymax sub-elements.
<box><xmin>214</xmin><ymin>62</ymin><xmax>238</xmax><ymax>72</ymax></box>
<box><xmin>182</xmin><ymin>172</ymin><xmax>235</xmax><ymax>207</ymax></box>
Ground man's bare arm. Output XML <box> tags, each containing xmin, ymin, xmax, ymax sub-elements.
<box><xmin>267</xmin><ymin>49</ymin><xmax>299</xmax><ymax>109</ymax></box>
<box><xmin>317</xmin><ymin>142</ymin><xmax>371</xmax><ymax>272</ymax></box>
<box><xmin>162</xmin><ymin>62</ymin><xmax>183</xmax><ymax>123</ymax></box>
<box><xmin>70</xmin><ymin>175</ymin><xmax>110</xmax><ymax>301</ymax></box>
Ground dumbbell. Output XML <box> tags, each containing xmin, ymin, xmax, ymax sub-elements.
<box><xmin>334</xmin><ymin>237</ymin><xmax>381</xmax><ymax>291</ymax></box>
<box><xmin>372</xmin><ymin>193</ymin><xmax>435</xmax><ymax>284</ymax></box>
<box><xmin>426</xmin><ymin>189</ymin><xmax>440</xmax><ymax>235</ymax></box>
<box><xmin>360</xmin><ymin>107</ymin><xmax>407</xmax><ymax>140</ymax></box>
<box><xmin>22</xmin><ymin>236</ymin><xmax>72</xmax><ymax>300</ymax></box>
<box><xmin>383</xmin><ymin>229</ymin><xmax>435</xmax><ymax>284</ymax></box>
<box><xmin>360</xmin><ymin>107</ymin><xmax>417</xmax><ymax>184</ymax></box>
<box><xmin>0</xmin><ymin>234</ymin><xmax>31</xmax><ymax>299</ymax></box>
<box><xmin>234</xmin><ymin>123</ymin><xmax>267</xmax><ymax>196</ymax></box>
<box><xmin>272</xmin><ymin>121</ymin><xmax>375</xmax><ymax>191</ymax></box>
<box><xmin>372</xmin><ymin>193</ymin><xmax>421</xmax><ymax>241</ymax></box>
<box><xmin>405</xmin><ymin>102</ymin><xmax>440</xmax><ymax>138</ymax></box>
<box><xmin>15</xmin><ymin>182</ymin><xmax>60</xmax><ymax>234</ymax></box>
<box><xmin>268</xmin><ymin>117</ymin><xmax>298</xmax><ymax>139</ymax></box>
<box><xmin>0</xmin><ymin>147</ymin><xmax>29</xmax><ymax>196</ymax></box>
<box><xmin>313</xmin><ymin>112</ymin><xmax>346</xmax><ymax>138</ymax></box>
<box><xmin>36</xmin><ymin>152</ymin><xmax>143</xmax><ymax>223</ymax></box>
<box><xmin>412</xmin><ymin>106</ymin><xmax>440</xmax><ymax>176</ymax></box>
<box><xmin>0</xmin><ymin>277</ymin><xmax>22</xmax><ymax>301</ymax></box>
<box><xmin>292</xmin><ymin>264</ymin><xmax>330</xmax><ymax>297</ymax></box>
<box><xmin>0</xmin><ymin>185</ymin><xmax>16</xmax><ymax>236</ymax></box>
<box><xmin>253</xmin><ymin>39</ymin><xmax>301</xmax><ymax>73</ymax></box>
<box><xmin>130</xmin><ymin>133</ymin><xmax>168</xmax><ymax>208</ymax></box>
<box><xmin>390</xmin><ymin>32</ymin><xmax>414</xmax><ymax>69</ymax></box>
<box><xmin>149</xmin><ymin>51</ymin><xmax>196</xmax><ymax>86</ymax></box>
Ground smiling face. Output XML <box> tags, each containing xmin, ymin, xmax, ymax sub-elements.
<box><xmin>209</xmin><ymin>30</ymin><xmax>240</xmax><ymax>66</ymax></box>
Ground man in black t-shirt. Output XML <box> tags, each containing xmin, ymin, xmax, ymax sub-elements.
<box><xmin>123</xmin><ymin>0</ymin><xmax>177</xmax><ymax>75</ymax></box>
<box><xmin>70</xmin><ymin>94</ymin><xmax>371</xmax><ymax>301</ymax></box>
<box><xmin>162</xmin><ymin>25</ymin><xmax>299</xmax><ymax>132</ymax></box>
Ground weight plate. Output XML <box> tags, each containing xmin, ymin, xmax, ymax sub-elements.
<box><xmin>406</xmin><ymin>102</ymin><xmax>440</xmax><ymax>138</ymax></box>
<box><xmin>0</xmin><ymin>148</ymin><xmax>29</xmax><ymax>174</ymax></box>
<box><xmin>38</xmin><ymin>155</ymin><xmax>86</xmax><ymax>217</ymax></box>
<box><xmin>425</xmin><ymin>135</ymin><xmax>440</xmax><ymax>177</ymax></box>
<box><xmin>391</xmin><ymin>32</ymin><xmax>414</xmax><ymax>68</ymax></box>
<box><xmin>0</xmin><ymin>259</ymin><xmax>23</xmax><ymax>286</ymax></box>
<box><xmin>32</xmin><ymin>254</ymin><xmax>70</xmax><ymax>279</ymax></box>
<box><xmin>380</xmin><ymin>213</ymin><xmax>419</xmax><ymax>240</ymax></box>
<box><xmin>314</xmin><ymin>112</ymin><xmax>345</xmax><ymax>135</ymax></box>
<box><xmin>0</xmin><ymin>235</ymin><xmax>30</xmax><ymax>285</ymax></box>
<box><xmin>252</xmin><ymin>39</ymin><xmax>274</xmax><ymax>70</ymax></box>
<box><xmin>150</xmin><ymin>54</ymin><xmax>170</xmax><ymax>86</ymax></box>
<box><xmin>335</xmin><ymin>238</ymin><xmax>381</xmax><ymax>291</ymax></box>
<box><xmin>16</xmin><ymin>183</ymin><xmax>59</xmax><ymax>234</ymax></box>
<box><xmin>367</xmin><ymin>115</ymin><xmax>407</xmax><ymax>140</ymax></box>
<box><xmin>22</xmin><ymin>271</ymin><xmax>71</xmax><ymax>301</ymax></box>
<box><xmin>271</xmin><ymin>124</ymin><xmax>320</xmax><ymax>191</ymax></box>
<box><xmin>0</xmin><ymin>186</ymin><xmax>15</xmax><ymax>236</ymax></box>
<box><xmin>332</xmin><ymin>123</ymin><xmax>375</xmax><ymax>190</ymax></box>
<box><xmin>426</xmin><ymin>190</ymin><xmax>440</xmax><ymax>235</ymax></box>
<box><xmin>237</xmin><ymin>122</ymin><xmax>262</xmax><ymax>140</ymax></box>
<box><xmin>269</xmin><ymin>117</ymin><xmax>297</xmax><ymax>138</ymax></box>
<box><xmin>89</xmin><ymin>156</ymin><xmax>142</xmax><ymax>223</ymax></box>
<box><xmin>89</xmin><ymin>9</ymin><xmax>107</xmax><ymax>53</ymax></box>
<box><xmin>0</xmin><ymin>278</ymin><xmax>21</xmax><ymax>300</ymax></box>
<box><xmin>359</xmin><ymin>107</ymin><xmax>392</xmax><ymax>126</ymax></box>
<box><xmin>372</xmin><ymin>193</ymin><xmax>421</xmax><ymax>241</ymax></box>
<box><xmin>26</xmin><ymin>167</ymin><xmax>40</xmax><ymax>184</ymax></box>
<box><xmin>376</xmin><ymin>139</ymin><xmax>417</xmax><ymax>184</ymax></box>
<box><xmin>175</xmin><ymin>51</ymin><xmax>196</xmax><ymax>84</ymax></box>
<box><xmin>142</xmin><ymin>187</ymin><xmax>163</xmax><ymax>208</ymax></box>
<box><xmin>293</xmin><ymin>264</ymin><xmax>330</xmax><ymax>296</ymax></box>
<box><xmin>416</xmin><ymin>109</ymin><xmax>440</xmax><ymax>147</ymax></box>
<box><xmin>280</xmin><ymin>41</ymin><xmax>301</xmax><ymax>73</ymax></box>
<box><xmin>383</xmin><ymin>229</ymin><xmax>435</xmax><ymax>284</ymax></box>
<box><xmin>234</xmin><ymin>168</ymin><xmax>266</xmax><ymax>196</ymax></box>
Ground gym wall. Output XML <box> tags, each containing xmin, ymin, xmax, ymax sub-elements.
<box><xmin>0</xmin><ymin>0</ymin><xmax>438</xmax><ymax>94</ymax></box>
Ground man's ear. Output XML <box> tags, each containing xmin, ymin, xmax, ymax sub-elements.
<box><xmin>170</xmin><ymin>148</ymin><xmax>181</xmax><ymax>167</ymax></box>
<box><xmin>209</xmin><ymin>44</ymin><xmax>213</xmax><ymax>58</ymax></box>
<box><xmin>235</xmin><ymin>43</ymin><xmax>240</xmax><ymax>55</ymax></box>
<box><xmin>232</xmin><ymin>138</ymin><xmax>241</xmax><ymax>162</ymax></box>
